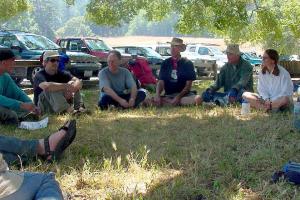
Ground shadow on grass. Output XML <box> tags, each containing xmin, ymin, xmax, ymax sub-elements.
<box><xmin>1</xmin><ymin>102</ymin><xmax>300</xmax><ymax>199</ymax></box>
<box><xmin>58</xmin><ymin>107</ymin><xmax>300</xmax><ymax>199</ymax></box>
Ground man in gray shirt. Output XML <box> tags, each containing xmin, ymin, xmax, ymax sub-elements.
<box><xmin>98</xmin><ymin>50</ymin><xmax>146</xmax><ymax>110</ymax></box>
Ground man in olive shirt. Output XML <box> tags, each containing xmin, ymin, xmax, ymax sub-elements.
<box><xmin>202</xmin><ymin>44</ymin><xmax>253</xmax><ymax>105</ymax></box>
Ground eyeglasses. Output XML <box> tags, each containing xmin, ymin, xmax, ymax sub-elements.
<box><xmin>48</xmin><ymin>58</ymin><xmax>59</xmax><ymax>63</ymax></box>
<box><xmin>262</xmin><ymin>56</ymin><xmax>269</xmax><ymax>60</ymax></box>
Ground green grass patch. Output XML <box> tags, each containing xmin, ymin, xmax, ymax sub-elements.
<box><xmin>3</xmin><ymin>81</ymin><xmax>300</xmax><ymax>199</ymax></box>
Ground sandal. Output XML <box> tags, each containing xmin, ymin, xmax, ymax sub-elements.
<box><xmin>41</xmin><ymin>120</ymin><xmax>76</xmax><ymax>163</ymax></box>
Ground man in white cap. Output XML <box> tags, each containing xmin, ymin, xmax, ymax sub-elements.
<box><xmin>152</xmin><ymin>37</ymin><xmax>201</xmax><ymax>106</ymax></box>
<box><xmin>202</xmin><ymin>44</ymin><xmax>253</xmax><ymax>105</ymax></box>
<box><xmin>0</xmin><ymin>49</ymin><xmax>39</xmax><ymax>125</ymax></box>
<box><xmin>33</xmin><ymin>50</ymin><xmax>86</xmax><ymax>114</ymax></box>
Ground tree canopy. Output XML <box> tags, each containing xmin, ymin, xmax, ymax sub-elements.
<box><xmin>85</xmin><ymin>0</ymin><xmax>300</xmax><ymax>54</ymax></box>
<box><xmin>1</xmin><ymin>0</ymin><xmax>300</xmax><ymax>54</ymax></box>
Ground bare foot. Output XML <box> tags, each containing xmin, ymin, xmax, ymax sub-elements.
<box><xmin>37</xmin><ymin>121</ymin><xmax>70</xmax><ymax>159</ymax></box>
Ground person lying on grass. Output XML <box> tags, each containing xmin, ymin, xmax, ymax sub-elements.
<box><xmin>0</xmin><ymin>120</ymin><xmax>76</xmax><ymax>166</ymax></box>
<box><xmin>0</xmin><ymin>153</ymin><xmax>64</xmax><ymax>200</ymax></box>
<box><xmin>98</xmin><ymin>50</ymin><xmax>146</xmax><ymax>110</ymax></box>
<box><xmin>242</xmin><ymin>49</ymin><xmax>293</xmax><ymax>112</ymax></box>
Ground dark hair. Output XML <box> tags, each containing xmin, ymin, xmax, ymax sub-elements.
<box><xmin>0</xmin><ymin>49</ymin><xmax>15</xmax><ymax>61</ymax></box>
<box><xmin>262</xmin><ymin>49</ymin><xmax>279</xmax><ymax>76</ymax></box>
<box><xmin>108</xmin><ymin>50</ymin><xmax>121</xmax><ymax>60</ymax></box>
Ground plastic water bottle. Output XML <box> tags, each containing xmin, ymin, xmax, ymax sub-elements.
<box><xmin>293</xmin><ymin>88</ymin><xmax>300</xmax><ymax>130</ymax></box>
<box><xmin>241</xmin><ymin>99</ymin><xmax>250</xmax><ymax>115</ymax></box>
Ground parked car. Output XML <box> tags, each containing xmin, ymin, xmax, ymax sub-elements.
<box><xmin>241</xmin><ymin>52</ymin><xmax>262</xmax><ymax>66</ymax></box>
<box><xmin>113</xmin><ymin>45</ymin><xmax>164</xmax><ymax>65</ymax></box>
<box><xmin>280</xmin><ymin>55</ymin><xmax>300</xmax><ymax>61</ymax></box>
<box><xmin>0</xmin><ymin>30</ymin><xmax>101</xmax><ymax>83</ymax></box>
<box><xmin>183</xmin><ymin>44</ymin><xmax>227</xmax><ymax>71</ymax></box>
<box><xmin>56</xmin><ymin>37</ymin><xmax>132</xmax><ymax>68</ymax></box>
<box><xmin>148</xmin><ymin>43</ymin><xmax>171</xmax><ymax>59</ymax></box>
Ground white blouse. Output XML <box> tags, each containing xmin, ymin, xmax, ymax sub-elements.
<box><xmin>257</xmin><ymin>65</ymin><xmax>293</xmax><ymax>101</ymax></box>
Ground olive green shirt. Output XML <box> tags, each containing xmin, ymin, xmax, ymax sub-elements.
<box><xmin>210</xmin><ymin>57</ymin><xmax>253</xmax><ymax>92</ymax></box>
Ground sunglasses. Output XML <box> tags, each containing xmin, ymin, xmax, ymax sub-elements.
<box><xmin>48</xmin><ymin>58</ymin><xmax>59</xmax><ymax>63</ymax></box>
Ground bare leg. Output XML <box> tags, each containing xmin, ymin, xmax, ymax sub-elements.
<box><xmin>271</xmin><ymin>96</ymin><xmax>290</xmax><ymax>110</ymax></box>
<box><xmin>180</xmin><ymin>95</ymin><xmax>202</xmax><ymax>106</ymax></box>
<box><xmin>242</xmin><ymin>92</ymin><xmax>265</xmax><ymax>110</ymax></box>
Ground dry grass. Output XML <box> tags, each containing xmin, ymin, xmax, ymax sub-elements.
<box><xmin>1</xmin><ymin>81</ymin><xmax>300</xmax><ymax>199</ymax></box>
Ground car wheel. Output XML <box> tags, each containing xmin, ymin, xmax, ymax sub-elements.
<box><xmin>12</xmin><ymin>77</ymin><xmax>23</xmax><ymax>85</ymax></box>
<box><xmin>28</xmin><ymin>66</ymin><xmax>43</xmax><ymax>85</ymax></box>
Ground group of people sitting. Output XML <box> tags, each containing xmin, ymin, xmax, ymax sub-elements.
<box><xmin>0</xmin><ymin>37</ymin><xmax>294</xmax><ymax>199</ymax></box>
<box><xmin>98</xmin><ymin>37</ymin><xmax>294</xmax><ymax>112</ymax></box>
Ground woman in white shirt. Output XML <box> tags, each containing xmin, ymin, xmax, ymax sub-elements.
<box><xmin>242</xmin><ymin>49</ymin><xmax>293</xmax><ymax>112</ymax></box>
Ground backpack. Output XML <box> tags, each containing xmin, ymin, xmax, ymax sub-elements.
<box><xmin>272</xmin><ymin>161</ymin><xmax>300</xmax><ymax>184</ymax></box>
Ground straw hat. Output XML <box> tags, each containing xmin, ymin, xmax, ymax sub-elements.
<box><xmin>225</xmin><ymin>44</ymin><xmax>241</xmax><ymax>55</ymax></box>
<box><xmin>0</xmin><ymin>154</ymin><xmax>24</xmax><ymax>198</ymax></box>
<box><xmin>167</xmin><ymin>37</ymin><xmax>186</xmax><ymax>52</ymax></box>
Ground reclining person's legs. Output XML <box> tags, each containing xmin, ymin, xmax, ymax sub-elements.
<box><xmin>38</xmin><ymin>91</ymin><xmax>71</xmax><ymax>114</ymax></box>
<box><xmin>3</xmin><ymin>172</ymin><xmax>63</xmax><ymax>200</ymax></box>
<box><xmin>0</xmin><ymin>120</ymin><xmax>76</xmax><ymax>165</ymax></box>
<box><xmin>0</xmin><ymin>135</ymin><xmax>38</xmax><ymax>165</ymax></box>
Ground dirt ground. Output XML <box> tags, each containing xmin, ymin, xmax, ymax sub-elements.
<box><xmin>103</xmin><ymin>36</ymin><xmax>263</xmax><ymax>54</ymax></box>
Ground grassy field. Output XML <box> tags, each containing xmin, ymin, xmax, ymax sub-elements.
<box><xmin>2</xmin><ymin>81</ymin><xmax>300</xmax><ymax>200</ymax></box>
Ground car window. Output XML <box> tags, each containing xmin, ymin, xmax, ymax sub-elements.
<box><xmin>142</xmin><ymin>47</ymin><xmax>162</xmax><ymax>58</ymax></box>
<box><xmin>189</xmin><ymin>46</ymin><xmax>196</xmax><ymax>52</ymax></box>
<box><xmin>156</xmin><ymin>46</ymin><xmax>171</xmax><ymax>56</ymax></box>
<box><xmin>85</xmin><ymin>39</ymin><xmax>111</xmax><ymax>51</ymax></box>
<box><xmin>16</xmin><ymin>34</ymin><xmax>59</xmax><ymax>50</ymax></box>
<box><xmin>113</xmin><ymin>47</ymin><xmax>126</xmax><ymax>54</ymax></box>
<box><xmin>0</xmin><ymin>35</ymin><xmax>20</xmax><ymax>48</ymax></box>
<box><xmin>198</xmin><ymin>47</ymin><xmax>209</xmax><ymax>55</ymax></box>
<box><xmin>127</xmin><ymin>47</ymin><xmax>139</xmax><ymax>55</ymax></box>
<box><xmin>59</xmin><ymin>40</ymin><xmax>68</xmax><ymax>49</ymax></box>
<box><xmin>68</xmin><ymin>40</ymin><xmax>83</xmax><ymax>51</ymax></box>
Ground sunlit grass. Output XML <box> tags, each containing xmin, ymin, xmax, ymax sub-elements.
<box><xmin>2</xmin><ymin>80</ymin><xmax>300</xmax><ymax>199</ymax></box>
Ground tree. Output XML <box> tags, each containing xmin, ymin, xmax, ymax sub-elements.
<box><xmin>85</xmin><ymin>0</ymin><xmax>300</xmax><ymax>54</ymax></box>
<box><xmin>56</xmin><ymin>16</ymin><xmax>95</xmax><ymax>37</ymax></box>
<box><xmin>0</xmin><ymin>0</ymin><xmax>28</xmax><ymax>22</ymax></box>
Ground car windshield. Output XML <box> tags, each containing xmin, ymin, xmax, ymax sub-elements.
<box><xmin>142</xmin><ymin>47</ymin><xmax>162</xmax><ymax>58</ymax></box>
<box><xmin>244</xmin><ymin>52</ymin><xmax>260</xmax><ymax>59</ymax></box>
<box><xmin>209</xmin><ymin>47</ymin><xmax>224</xmax><ymax>55</ymax></box>
<box><xmin>17</xmin><ymin>34</ymin><xmax>59</xmax><ymax>50</ymax></box>
<box><xmin>85</xmin><ymin>39</ymin><xmax>111</xmax><ymax>51</ymax></box>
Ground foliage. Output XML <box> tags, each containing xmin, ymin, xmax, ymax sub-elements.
<box><xmin>85</xmin><ymin>0</ymin><xmax>300</xmax><ymax>54</ymax></box>
<box><xmin>56</xmin><ymin>16</ymin><xmax>95</xmax><ymax>37</ymax></box>
<box><xmin>0</xmin><ymin>0</ymin><xmax>28</xmax><ymax>22</ymax></box>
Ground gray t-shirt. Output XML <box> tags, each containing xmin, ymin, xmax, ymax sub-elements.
<box><xmin>99</xmin><ymin>67</ymin><xmax>135</xmax><ymax>95</ymax></box>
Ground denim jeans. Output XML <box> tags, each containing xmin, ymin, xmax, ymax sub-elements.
<box><xmin>98</xmin><ymin>90</ymin><xmax>146</xmax><ymax>110</ymax></box>
<box><xmin>202</xmin><ymin>89</ymin><xmax>245</xmax><ymax>105</ymax></box>
<box><xmin>0</xmin><ymin>135</ymin><xmax>38</xmax><ymax>166</ymax></box>
<box><xmin>3</xmin><ymin>172</ymin><xmax>63</xmax><ymax>200</ymax></box>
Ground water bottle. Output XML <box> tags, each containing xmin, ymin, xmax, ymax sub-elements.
<box><xmin>241</xmin><ymin>99</ymin><xmax>250</xmax><ymax>115</ymax></box>
<box><xmin>293</xmin><ymin>88</ymin><xmax>300</xmax><ymax>130</ymax></box>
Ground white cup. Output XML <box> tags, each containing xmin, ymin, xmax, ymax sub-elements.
<box><xmin>241</xmin><ymin>102</ymin><xmax>251</xmax><ymax>115</ymax></box>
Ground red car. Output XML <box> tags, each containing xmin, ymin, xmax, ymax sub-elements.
<box><xmin>56</xmin><ymin>37</ymin><xmax>132</xmax><ymax>67</ymax></box>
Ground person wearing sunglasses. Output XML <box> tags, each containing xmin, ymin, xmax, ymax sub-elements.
<box><xmin>0</xmin><ymin>49</ymin><xmax>40</xmax><ymax>125</ymax></box>
<box><xmin>33</xmin><ymin>50</ymin><xmax>86</xmax><ymax>115</ymax></box>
